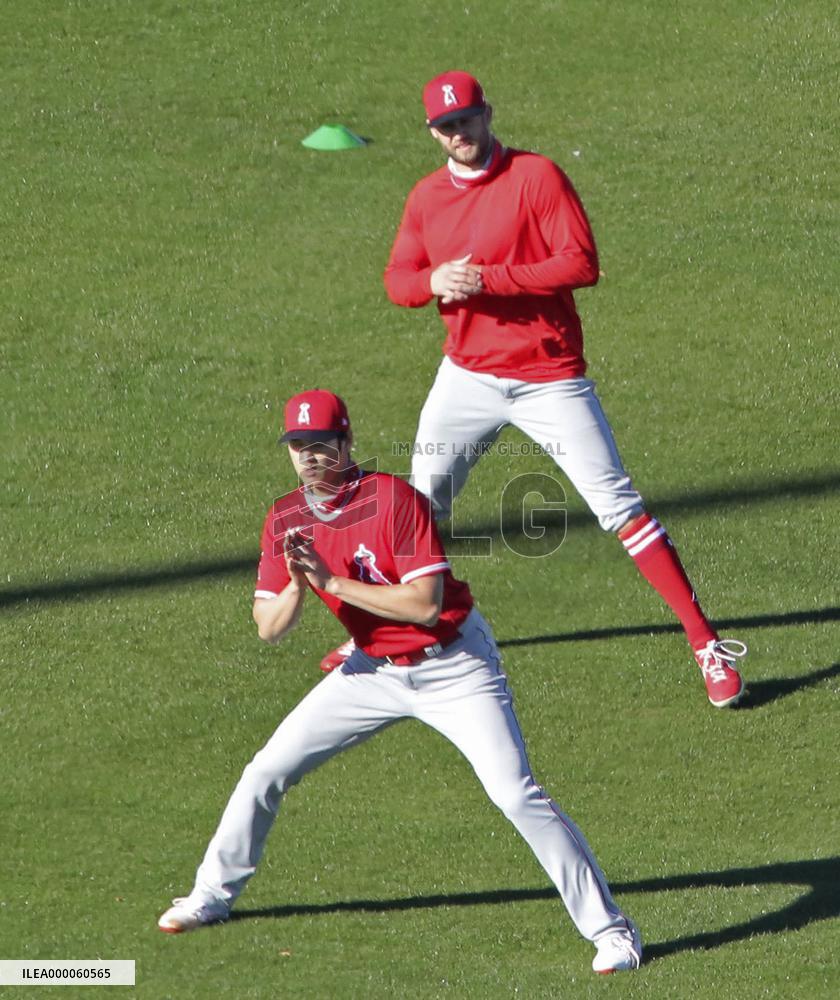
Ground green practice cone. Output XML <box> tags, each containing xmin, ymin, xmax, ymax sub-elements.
<box><xmin>301</xmin><ymin>124</ymin><xmax>367</xmax><ymax>150</ymax></box>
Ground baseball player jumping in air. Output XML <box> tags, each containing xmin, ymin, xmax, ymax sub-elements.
<box><xmin>158</xmin><ymin>389</ymin><xmax>642</xmax><ymax>975</ymax></box>
<box><xmin>352</xmin><ymin>70</ymin><xmax>746</xmax><ymax>708</ymax></box>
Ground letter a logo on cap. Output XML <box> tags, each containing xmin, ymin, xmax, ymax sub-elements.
<box><xmin>280</xmin><ymin>389</ymin><xmax>350</xmax><ymax>444</ymax></box>
<box><xmin>442</xmin><ymin>84</ymin><xmax>457</xmax><ymax>107</ymax></box>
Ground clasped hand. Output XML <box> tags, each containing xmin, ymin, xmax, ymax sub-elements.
<box><xmin>430</xmin><ymin>253</ymin><xmax>484</xmax><ymax>304</ymax></box>
<box><xmin>284</xmin><ymin>530</ymin><xmax>333</xmax><ymax>591</ymax></box>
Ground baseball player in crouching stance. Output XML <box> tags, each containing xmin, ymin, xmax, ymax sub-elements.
<box><xmin>372</xmin><ymin>70</ymin><xmax>747</xmax><ymax>708</ymax></box>
<box><xmin>158</xmin><ymin>389</ymin><xmax>641</xmax><ymax>975</ymax></box>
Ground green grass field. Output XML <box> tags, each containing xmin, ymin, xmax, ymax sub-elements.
<box><xmin>2</xmin><ymin>1</ymin><xmax>838</xmax><ymax>996</ymax></box>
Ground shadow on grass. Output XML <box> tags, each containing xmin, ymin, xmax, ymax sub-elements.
<box><xmin>1</xmin><ymin>471</ymin><xmax>838</xmax><ymax>609</ymax></box>
<box><xmin>230</xmin><ymin>856</ymin><xmax>840</xmax><ymax>964</ymax></box>
<box><xmin>627</xmin><ymin>857</ymin><xmax>840</xmax><ymax>961</ymax></box>
<box><xmin>0</xmin><ymin>555</ymin><xmax>256</xmax><ymax>609</ymax></box>
<box><xmin>442</xmin><ymin>468</ymin><xmax>840</xmax><ymax>549</ymax></box>
<box><xmin>734</xmin><ymin>662</ymin><xmax>840</xmax><ymax>710</ymax></box>
<box><xmin>497</xmin><ymin>606</ymin><xmax>840</xmax><ymax>649</ymax></box>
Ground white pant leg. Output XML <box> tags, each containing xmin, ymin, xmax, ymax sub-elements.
<box><xmin>411</xmin><ymin>358</ymin><xmax>508</xmax><ymax>517</ymax></box>
<box><xmin>509</xmin><ymin>378</ymin><xmax>644</xmax><ymax>532</ymax></box>
<box><xmin>406</xmin><ymin>610</ymin><xmax>631</xmax><ymax>943</ymax></box>
<box><xmin>194</xmin><ymin>660</ymin><xmax>408</xmax><ymax>903</ymax></box>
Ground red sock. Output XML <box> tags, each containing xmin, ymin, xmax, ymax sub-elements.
<box><xmin>618</xmin><ymin>514</ymin><xmax>717</xmax><ymax>650</ymax></box>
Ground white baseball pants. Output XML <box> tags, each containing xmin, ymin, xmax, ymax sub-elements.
<box><xmin>193</xmin><ymin>608</ymin><xmax>631</xmax><ymax>943</ymax></box>
<box><xmin>411</xmin><ymin>357</ymin><xmax>644</xmax><ymax>531</ymax></box>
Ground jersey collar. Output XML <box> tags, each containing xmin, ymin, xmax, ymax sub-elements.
<box><xmin>302</xmin><ymin>464</ymin><xmax>364</xmax><ymax>521</ymax></box>
<box><xmin>446</xmin><ymin>140</ymin><xmax>506</xmax><ymax>189</ymax></box>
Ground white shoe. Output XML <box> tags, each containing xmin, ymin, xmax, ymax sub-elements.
<box><xmin>158</xmin><ymin>893</ymin><xmax>229</xmax><ymax>934</ymax></box>
<box><xmin>592</xmin><ymin>922</ymin><xmax>642</xmax><ymax>973</ymax></box>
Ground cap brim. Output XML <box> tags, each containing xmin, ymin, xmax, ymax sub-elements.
<box><xmin>428</xmin><ymin>104</ymin><xmax>485</xmax><ymax>127</ymax></box>
<box><xmin>278</xmin><ymin>429</ymin><xmax>345</xmax><ymax>445</ymax></box>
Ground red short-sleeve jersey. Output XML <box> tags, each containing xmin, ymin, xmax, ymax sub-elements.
<box><xmin>255</xmin><ymin>469</ymin><xmax>473</xmax><ymax>658</ymax></box>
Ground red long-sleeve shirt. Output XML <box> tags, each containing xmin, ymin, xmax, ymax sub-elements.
<box><xmin>384</xmin><ymin>145</ymin><xmax>599</xmax><ymax>381</ymax></box>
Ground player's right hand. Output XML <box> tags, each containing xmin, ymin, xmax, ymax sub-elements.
<box><xmin>431</xmin><ymin>254</ymin><xmax>484</xmax><ymax>304</ymax></box>
<box><xmin>283</xmin><ymin>529</ymin><xmax>311</xmax><ymax>586</ymax></box>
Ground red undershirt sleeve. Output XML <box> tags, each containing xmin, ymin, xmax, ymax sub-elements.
<box><xmin>384</xmin><ymin>190</ymin><xmax>436</xmax><ymax>307</ymax></box>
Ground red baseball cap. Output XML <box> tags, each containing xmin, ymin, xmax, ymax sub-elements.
<box><xmin>423</xmin><ymin>70</ymin><xmax>486</xmax><ymax>127</ymax></box>
<box><xmin>279</xmin><ymin>389</ymin><xmax>351</xmax><ymax>444</ymax></box>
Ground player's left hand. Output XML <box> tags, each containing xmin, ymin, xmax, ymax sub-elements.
<box><xmin>432</xmin><ymin>254</ymin><xmax>484</xmax><ymax>304</ymax></box>
<box><xmin>285</xmin><ymin>532</ymin><xmax>334</xmax><ymax>591</ymax></box>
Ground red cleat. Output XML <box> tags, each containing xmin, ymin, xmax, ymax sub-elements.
<box><xmin>320</xmin><ymin>639</ymin><xmax>356</xmax><ymax>673</ymax></box>
<box><xmin>694</xmin><ymin>639</ymin><xmax>747</xmax><ymax>707</ymax></box>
